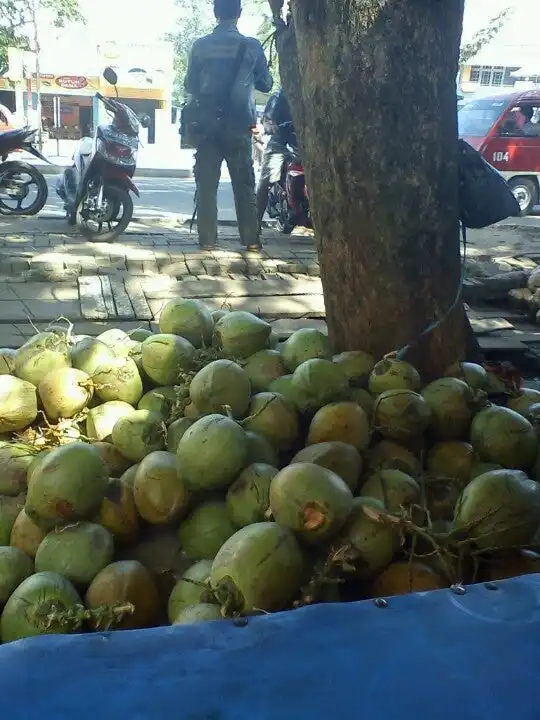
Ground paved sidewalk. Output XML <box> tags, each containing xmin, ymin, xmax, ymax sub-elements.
<box><xmin>0</xmin><ymin>215</ymin><xmax>321</xmax><ymax>347</ymax></box>
<box><xmin>1</xmin><ymin>214</ymin><xmax>540</xmax><ymax>351</ymax></box>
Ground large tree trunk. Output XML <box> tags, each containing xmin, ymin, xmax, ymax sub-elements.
<box><xmin>275</xmin><ymin>0</ymin><xmax>474</xmax><ymax>380</ymax></box>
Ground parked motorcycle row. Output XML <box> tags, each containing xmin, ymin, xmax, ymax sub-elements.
<box><xmin>0</xmin><ymin>67</ymin><xmax>150</xmax><ymax>242</ymax></box>
<box><xmin>0</xmin><ymin>65</ymin><xmax>310</xmax><ymax>241</ymax></box>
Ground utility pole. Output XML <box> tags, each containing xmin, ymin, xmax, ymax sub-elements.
<box><xmin>30</xmin><ymin>0</ymin><xmax>43</xmax><ymax>150</ymax></box>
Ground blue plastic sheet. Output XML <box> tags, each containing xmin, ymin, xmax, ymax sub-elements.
<box><xmin>1</xmin><ymin>575</ymin><xmax>540</xmax><ymax>719</ymax></box>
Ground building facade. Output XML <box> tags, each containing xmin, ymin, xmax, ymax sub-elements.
<box><xmin>1</xmin><ymin>33</ymin><xmax>174</xmax><ymax>144</ymax></box>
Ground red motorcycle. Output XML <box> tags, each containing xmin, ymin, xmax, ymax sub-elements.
<box><xmin>266</xmin><ymin>122</ymin><xmax>311</xmax><ymax>234</ymax></box>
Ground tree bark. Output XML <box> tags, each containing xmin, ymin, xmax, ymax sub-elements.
<box><xmin>274</xmin><ymin>0</ymin><xmax>475</xmax><ymax>380</ymax></box>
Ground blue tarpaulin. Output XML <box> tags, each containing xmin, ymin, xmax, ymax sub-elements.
<box><xmin>1</xmin><ymin>575</ymin><xmax>540</xmax><ymax>719</ymax></box>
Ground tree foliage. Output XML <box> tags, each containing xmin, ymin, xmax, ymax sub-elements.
<box><xmin>0</xmin><ymin>0</ymin><xmax>84</xmax><ymax>72</ymax></box>
<box><xmin>459</xmin><ymin>8</ymin><xmax>511</xmax><ymax>67</ymax></box>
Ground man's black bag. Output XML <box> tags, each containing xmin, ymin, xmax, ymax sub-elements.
<box><xmin>180</xmin><ymin>40</ymin><xmax>248</xmax><ymax>147</ymax></box>
<box><xmin>458</xmin><ymin>139</ymin><xmax>521</xmax><ymax>229</ymax></box>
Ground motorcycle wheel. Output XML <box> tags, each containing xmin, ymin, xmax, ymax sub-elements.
<box><xmin>0</xmin><ymin>161</ymin><xmax>48</xmax><ymax>216</ymax></box>
<box><xmin>76</xmin><ymin>184</ymin><xmax>133</xmax><ymax>242</ymax></box>
<box><xmin>276</xmin><ymin>195</ymin><xmax>295</xmax><ymax>235</ymax></box>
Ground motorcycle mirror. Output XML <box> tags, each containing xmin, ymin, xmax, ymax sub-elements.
<box><xmin>139</xmin><ymin>114</ymin><xmax>151</xmax><ymax>129</ymax></box>
<box><xmin>103</xmin><ymin>67</ymin><xmax>118</xmax><ymax>86</ymax></box>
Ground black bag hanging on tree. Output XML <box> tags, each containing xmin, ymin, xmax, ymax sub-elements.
<box><xmin>458</xmin><ymin>139</ymin><xmax>521</xmax><ymax>229</ymax></box>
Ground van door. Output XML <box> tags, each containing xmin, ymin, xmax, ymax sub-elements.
<box><xmin>483</xmin><ymin>104</ymin><xmax>540</xmax><ymax>213</ymax></box>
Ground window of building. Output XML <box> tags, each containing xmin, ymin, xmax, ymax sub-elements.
<box><xmin>468</xmin><ymin>65</ymin><xmax>520</xmax><ymax>87</ymax></box>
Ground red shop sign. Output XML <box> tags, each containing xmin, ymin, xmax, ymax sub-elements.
<box><xmin>55</xmin><ymin>75</ymin><xmax>88</xmax><ymax>90</ymax></box>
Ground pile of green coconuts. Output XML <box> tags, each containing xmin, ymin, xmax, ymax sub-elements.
<box><xmin>0</xmin><ymin>298</ymin><xmax>539</xmax><ymax>644</ymax></box>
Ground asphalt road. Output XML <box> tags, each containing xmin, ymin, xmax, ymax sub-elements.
<box><xmin>44</xmin><ymin>175</ymin><xmax>237</xmax><ymax>221</ymax></box>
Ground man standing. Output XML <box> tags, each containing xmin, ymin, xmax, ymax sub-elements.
<box><xmin>184</xmin><ymin>0</ymin><xmax>273</xmax><ymax>250</ymax></box>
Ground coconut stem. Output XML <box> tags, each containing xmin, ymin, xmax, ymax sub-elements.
<box><xmin>34</xmin><ymin>601</ymin><xmax>135</xmax><ymax>631</ymax></box>
<box><xmin>294</xmin><ymin>545</ymin><xmax>358</xmax><ymax>608</ymax></box>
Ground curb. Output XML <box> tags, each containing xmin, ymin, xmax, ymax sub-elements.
<box><xmin>38</xmin><ymin>164</ymin><xmax>193</xmax><ymax>179</ymax></box>
<box><xmin>36</xmin><ymin>213</ymin><xmax>240</xmax><ymax>227</ymax></box>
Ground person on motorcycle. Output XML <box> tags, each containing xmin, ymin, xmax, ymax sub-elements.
<box><xmin>256</xmin><ymin>87</ymin><xmax>294</xmax><ymax>226</ymax></box>
<box><xmin>184</xmin><ymin>0</ymin><xmax>273</xmax><ymax>250</ymax></box>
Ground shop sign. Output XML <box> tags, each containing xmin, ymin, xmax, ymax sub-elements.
<box><xmin>55</xmin><ymin>75</ymin><xmax>88</xmax><ymax>90</ymax></box>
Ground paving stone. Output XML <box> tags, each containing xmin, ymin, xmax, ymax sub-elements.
<box><xmin>24</xmin><ymin>299</ymin><xmax>81</xmax><ymax>321</ymax></box>
<box><xmin>0</xmin><ymin>325</ymin><xmax>25</xmax><ymax>348</ymax></box>
<box><xmin>202</xmin><ymin>260</ymin><xmax>223</xmax><ymax>276</ymax></box>
<box><xmin>100</xmin><ymin>276</ymin><xmax>116</xmax><ymax>317</ymax></box>
<box><xmin>0</xmin><ymin>300</ymin><xmax>32</xmax><ymax>321</ymax></box>
<box><xmin>0</xmin><ymin>286</ymin><xmax>19</xmax><ymax>301</ymax></box>
<box><xmin>78</xmin><ymin>276</ymin><xmax>108</xmax><ymax>320</ymax></box>
<box><xmin>185</xmin><ymin>258</ymin><xmax>206</xmax><ymax>276</ymax></box>
<box><xmin>126</xmin><ymin>260</ymin><xmax>144</xmax><ymax>274</ymax></box>
<box><xmin>13</xmin><ymin>283</ymin><xmax>78</xmax><ymax>302</ymax></box>
<box><xmin>124</xmin><ymin>277</ymin><xmax>154</xmax><ymax>320</ymax></box>
<box><xmin>160</xmin><ymin>261</ymin><xmax>190</xmax><ymax>277</ymax></box>
<box><xmin>109</xmin><ymin>277</ymin><xmax>136</xmax><ymax>320</ymax></box>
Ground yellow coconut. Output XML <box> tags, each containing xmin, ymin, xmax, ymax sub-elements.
<box><xmin>306</xmin><ymin>402</ymin><xmax>370</xmax><ymax>452</ymax></box>
<box><xmin>370</xmin><ymin>561</ymin><xmax>447</xmax><ymax>597</ymax></box>
<box><xmin>426</xmin><ymin>442</ymin><xmax>475</xmax><ymax>489</ymax></box>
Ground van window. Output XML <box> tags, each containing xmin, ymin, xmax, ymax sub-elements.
<box><xmin>499</xmin><ymin>105</ymin><xmax>540</xmax><ymax>137</ymax></box>
<box><xmin>458</xmin><ymin>97</ymin><xmax>508</xmax><ymax>137</ymax></box>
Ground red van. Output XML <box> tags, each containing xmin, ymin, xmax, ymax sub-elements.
<box><xmin>458</xmin><ymin>89</ymin><xmax>540</xmax><ymax>215</ymax></box>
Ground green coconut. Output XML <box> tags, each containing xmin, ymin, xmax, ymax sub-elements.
<box><xmin>0</xmin><ymin>496</ymin><xmax>24</xmax><ymax>545</ymax></box>
<box><xmin>111</xmin><ymin>410</ymin><xmax>166</xmax><ymax>463</ymax></box>
<box><xmin>226</xmin><ymin>463</ymin><xmax>279</xmax><ymax>527</ymax></box>
<box><xmin>86</xmin><ymin>400</ymin><xmax>134</xmax><ymax>442</ymax></box>
<box><xmin>0</xmin><ymin>375</ymin><xmax>38</xmax><ymax>433</ymax></box>
<box><xmin>138</xmin><ymin>386</ymin><xmax>180</xmax><ymax>421</ymax></box>
<box><xmin>85</xmin><ymin>560</ymin><xmax>161</xmax><ymax>630</ymax></box>
<box><xmin>167</xmin><ymin>559</ymin><xmax>216</xmax><ymax>622</ymax></box>
<box><xmin>0</xmin><ymin>546</ymin><xmax>34</xmax><ymax>605</ymax></box>
<box><xmin>359</xmin><ymin>470</ymin><xmax>420</xmax><ymax>513</ymax></box>
<box><xmin>98</xmin><ymin>475</ymin><xmax>139</xmax><ymax>545</ymax></box>
<box><xmin>427</xmin><ymin>442</ymin><xmax>475</xmax><ymax>488</ymax></box>
<box><xmin>366</xmin><ymin>441</ymin><xmax>422</xmax><ymax>477</ymax></box>
<box><xmin>38</xmin><ymin>367</ymin><xmax>93</xmax><ymax>421</ymax></box>
<box><xmin>280</xmin><ymin>328</ymin><xmax>331</xmax><ymax>372</ymax></box>
<box><xmin>507</xmin><ymin>388</ymin><xmax>540</xmax><ymax>417</ymax></box>
<box><xmin>444</xmin><ymin>361</ymin><xmax>489</xmax><ymax>391</ymax></box>
<box><xmin>179</xmin><ymin>502</ymin><xmax>236</xmax><ymax>561</ymax></box>
<box><xmin>141</xmin><ymin>334</ymin><xmax>195</xmax><ymax>386</ymax></box>
<box><xmin>35</xmin><ymin>522</ymin><xmax>114</xmax><ymax>587</ymax></box>
<box><xmin>349</xmin><ymin>388</ymin><xmax>375</xmax><ymax>419</ymax></box>
<box><xmin>336</xmin><ymin>497</ymin><xmax>398</xmax><ymax>579</ymax></box>
<box><xmin>167</xmin><ymin>418</ymin><xmax>194</xmax><ymax>453</ymax></box>
<box><xmin>213</xmin><ymin>311</ymin><xmax>272</xmax><ymax>359</ymax></box>
<box><xmin>242</xmin><ymin>349</ymin><xmax>286</xmax><ymax>392</ymax></box>
<box><xmin>454</xmin><ymin>469</ymin><xmax>540</xmax><ymax>549</ymax></box>
<box><xmin>25</xmin><ymin>442</ymin><xmax>109</xmax><ymax>528</ymax></box>
<box><xmin>245</xmin><ymin>431</ymin><xmax>280</xmax><ymax>467</ymax></box>
<box><xmin>333</xmin><ymin>350</ymin><xmax>375</xmax><ymax>388</ymax></box>
<box><xmin>0</xmin><ymin>442</ymin><xmax>36</xmax><ymax>496</ymax></box>
<box><xmin>243</xmin><ymin>392</ymin><xmax>299</xmax><ymax>451</ymax></box>
<box><xmin>211</xmin><ymin>310</ymin><xmax>229</xmax><ymax>324</ymax></box>
<box><xmin>291</xmin><ymin>359</ymin><xmax>350</xmax><ymax>414</ymax></box>
<box><xmin>267</xmin><ymin>374</ymin><xmax>299</xmax><ymax>408</ymax></box>
<box><xmin>176</xmin><ymin>414</ymin><xmax>248</xmax><ymax>491</ymax></box>
<box><xmin>189</xmin><ymin>359</ymin><xmax>251</xmax><ymax>418</ymax></box>
<box><xmin>133</xmin><ymin>451</ymin><xmax>192</xmax><ymax>524</ymax></box>
<box><xmin>159</xmin><ymin>298</ymin><xmax>214</xmax><ymax>348</ymax></box>
<box><xmin>422</xmin><ymin>377</ymin><xmax>477</xmax><ymax>441</ymax></box>
<box><xmin>372</xmin><ymin>390</ymin><xmax>432</xmax><ymax>444</ymax></box>
<box><xmin>290</xmin><ymin>442</ymin><xmax>362</xmax><ymax>492</ymax></box>
<box><xmin>269</xmin><ymin>462</ymin><xmax>354</xmax><ymax>542</ymax></box>
<box><xmin>70</xmin><ymin>337</ymin><xmax>117</xmax><ymax>376</ymax></box>
<box><xmin>470</xmin><ymin>405</ymin><xmax>537</xmax><ymax>470</ymax></box>
<box><xmin>0</xmin><ymin>571</ymin><xmax>82</xmax><ymax>644</ymax></box>
<box><xmin>26</xmin><ymin>450</ymin><xmax>51</xmax><ymax>485</ymax></box>
<box><xmin>96</xmin><ymin>329</ymin><xmax>140</xmax><ymax>359</ymax></box>
<box><xmin>10</xmin><ymin>508</ymin><xmax>47</xmax><ymax>558</ymax></box>
<box><xmin>129</xmin><ymin>328</ymin><xmax>154</xmax><ymax>342</ymax></box>
<box><xmin>172</xmin><ymin>603</ymin><xmax>222</xmax><ymax>625</ymax></box>
<box><xmin>368</xmin><ymin>358</ymin><xmax>421</xmax><ymax>396</ymax></box>
<box><xmin>93</xmin><ymin>356</ymin><xmax>143</xmax><ymax>406</ymax></box>
<box><xmin>0</xmin><ymin>348</ymin><xmax>15</xmax><ymax>375</ymax></box>
<box><xmin>14</xmin><ymin>332</ymin><xmax>70</xmax><ymax>387</ymax></box>
<box><xmin>210</xmin><ymin>522</ymin><xmax>304</xmax><ymax>614</ymax></box>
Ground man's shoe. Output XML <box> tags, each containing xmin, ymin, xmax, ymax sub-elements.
<box><xmin>246</xmin><ymin>243</ymin><xmax>263</xmax><ymax>252</ymax></box>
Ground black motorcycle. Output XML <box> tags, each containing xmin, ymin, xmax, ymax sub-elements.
<box><xmin>265</xmin><ymin>122</ymin><xmax>310</xmax><ymax>234</ymax></box>
<box><xmin>0</xmin><ymin>127</ymin><xmax>49</xmax><ymax>215</ymax></box>
<box><xmin>56</xmin><ymin>67</ymin><xmax>150</xmax><ymax>241</ymax></box>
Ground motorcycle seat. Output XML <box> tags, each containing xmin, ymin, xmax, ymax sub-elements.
<box><xmin>0</xmin><ymin>127</ymin><xmax>36</xmax><ymax>146</ymax></box>
<box><xmin>77</xmin><ymin>137</ymin><xmax>93</xmax><ymax>156</ymax></box>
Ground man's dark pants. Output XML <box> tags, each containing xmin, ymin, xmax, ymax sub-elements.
<box><xmin>195</xmin><ymin>130</ymin><xmax>260</xmax><ymax>248</ymax></box>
